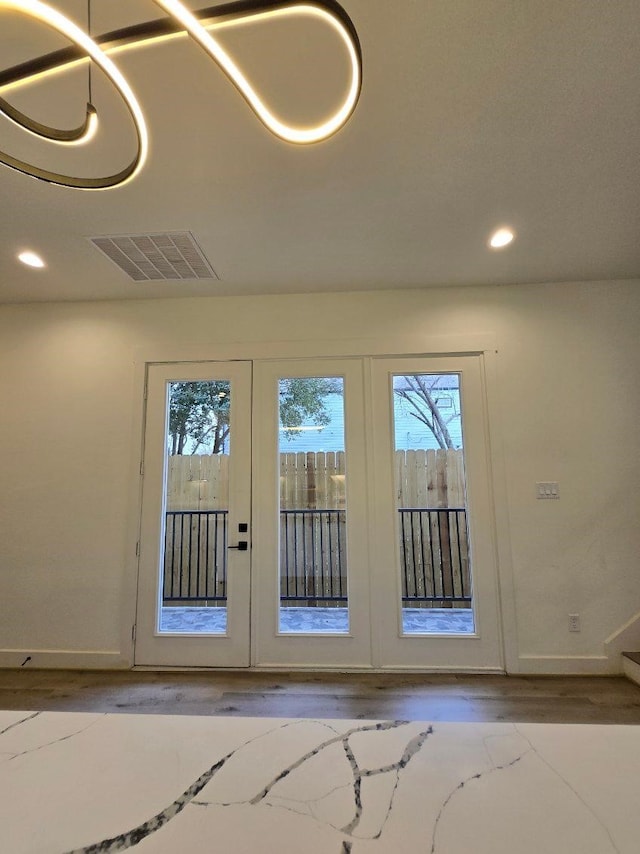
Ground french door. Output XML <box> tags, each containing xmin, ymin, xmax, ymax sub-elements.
<box><xmin>135</xmin><ymin>355</ymin><xmax>503</xmax><ymax>671</ymax></box>
<box><xmin>135</xmin><ymin>362</ymin><xmax>252</xmax><ymax>667</ymax></box>
<box><xmin>251</xmin><ymin>359</ymin><xmax>372</xmax><ymax>667</ymax></box>
<box><xmin>369</xmin><ymin>356</ymin><xmax>503</xmax><ymax>670</ymax></box>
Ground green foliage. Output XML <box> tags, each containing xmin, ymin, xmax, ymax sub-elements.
<box><xmin>278</xmin><ymin>377</ymin><xmax>340</xmax><ymax>440</ymax></box>
<box><xmin>168</xmin><ymin>381</ymin><xmax>230</xmax><ymax>455</ymax></box>
<box><xmin>168</xmin><ymin>377</ymin><xmax>339</xmax><ymax>454</ymax></box>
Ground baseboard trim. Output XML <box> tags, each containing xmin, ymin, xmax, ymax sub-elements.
<box><xmin>0</xmin><ymin>649</ymin><xmax>127</xmax><ymax>669</ymax></box>
<box><xmin>622</xmin><ymin>653</ymin><xmax>640</xmax><ymax>687</ymax></box>
<box><xmin>242</xmin><ymin>663</ymin><xmax>504</xmax><ymax>674</ymax></box>
<box><xmin>516</xmin><ymin>654</ymin><xmax>613</xmax><ymax>675</ymax></box>
<box><xmin>604</xmin><ymin>611</ymin><xmax>640</xmax><ymax>669</ymax></box>
<box><xmin>133</xmin><ymin>663</ymin><xmax>505</xmax><ymax>674</ymax></box>
<box><xmin>0</xmin><ymin>651</ymin><xmax>619</xmax><ymax>676</ymax></box>
<box><xmin>372</xmin><ymin>664</ymin><xmax>505</xmax><ymax>675</ymax></box>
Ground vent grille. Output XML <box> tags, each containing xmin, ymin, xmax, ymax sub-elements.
<box><xmin>89</xmin><ymin>232</ymin><xmax>218</xmax><ymax>281</ymax></box>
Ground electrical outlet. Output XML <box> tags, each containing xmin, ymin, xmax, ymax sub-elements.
<box><xmin>568</xmin><ymin>614</ymin><xmax>581</xmax><ymax>632</ymax></box>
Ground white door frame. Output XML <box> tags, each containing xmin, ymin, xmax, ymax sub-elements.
<box><xmin>124</xmin><ymin>334</ymin><xmax>517</xmax><ymax>672</ymax></box>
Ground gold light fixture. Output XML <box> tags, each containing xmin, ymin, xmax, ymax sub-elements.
<box><xmin>0</xmin><ymin>0</ymin><xmax>362</xmax><ymax>190</ymax></box>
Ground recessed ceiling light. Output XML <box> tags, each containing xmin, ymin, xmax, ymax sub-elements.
<box><xmin>489</xmin><ymin>227</ymin><xmax>515</xmax><ymax>249</ymax></box>
<box><xmin>18</xmin><ymin>250</ymin><xmax>45</xmax><ymax>268</ymax></box>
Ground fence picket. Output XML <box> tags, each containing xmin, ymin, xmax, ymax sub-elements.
<box><xmin>166</xmin><ymin>449</ymin><xmax>466</xmax><ymax>511</ymax></box>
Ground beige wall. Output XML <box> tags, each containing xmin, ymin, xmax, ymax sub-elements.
<box><xmin>0</xmin><ymin>280</ymin><xmax>638</xmax><ymax>671</ymax></box>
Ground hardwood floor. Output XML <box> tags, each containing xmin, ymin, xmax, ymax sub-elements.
<box><xmin>1</xmin><ymin>669</ymin><xmax>639</xmax><ymax>723</ymax></box>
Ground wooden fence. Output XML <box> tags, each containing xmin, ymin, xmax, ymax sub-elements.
<box><xmin>166</xmin><ymin>449</ymin><xmax>466</xmax><ymax>511</ymax></box>
<box><xmin>164</xmin><ymin>451</ymin><xmax>469</xmax><ymax>608</ymax></box>
<box><xmin>166</xmin><ymin>454</ymin><xmax>229</xmax><ymax>511</ymax></box>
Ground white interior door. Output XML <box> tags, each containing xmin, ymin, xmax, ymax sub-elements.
<box><xmin>370</xmin><ymin>355</ymin><xmax>503</xmax><ymax>671</ymax></box>
<box><xmin>135</xmin><ymin>361</ymin><xmax>252</xmax><ymax>667</ymax></box>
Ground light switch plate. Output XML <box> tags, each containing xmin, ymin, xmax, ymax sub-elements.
<box><xmin>536</xmin><ymin>482</ymin><xmax>559</xmax><ymax>499</ymax></box>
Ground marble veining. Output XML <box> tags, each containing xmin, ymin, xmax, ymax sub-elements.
<box><xmin>0</xmin><ymin>710</ymin><xmax>40</xmax><ymax>736</ymax></box>
<box><xmin>245</xmin><ymin>720</ymin><xmax>431</xmax><ymax>841</ymax></box>
<box><xmin>513</xmin><ymin>725</ymin><xmax>620</xmax><ymax>854</ymax></box>
<box><xmin>430</xmin><ymin>735</ymin><xmax>529</xmax><ymax>853</ymax></box>
<box><xmin>139</xmin><ymin>720</ymin><xmax>433</xmax><ymax>850</ymax></box>
<box><xmin>10</xmin><ymin>715</ymin><xmax>105</xmax><ymax>765</ymax></box>
<box><xmin>1</xmin><ymin>710</ymin><xmax>639</xmax><ymax>853</ymax></box>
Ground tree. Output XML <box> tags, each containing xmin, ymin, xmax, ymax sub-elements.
<box><xmin>168</xmin><ymin>381</ymin><xmax>230</xmax><ymax>455</ymax></box>
<box><xmin>393</xmin><ymin>375</ymin><xmax>460</xmax><ymax>450</ymax></box>
<box><xmin>168</xmin><ymin>377</ymin><xmax>339</xmax><ymax>454</ymax></box>
<box><xmin>278</xmin><ymin>377</ymin><xmax>340</xmax><ymax>439</ymax></box>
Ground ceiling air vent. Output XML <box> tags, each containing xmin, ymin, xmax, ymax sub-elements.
<box><xmin>89</xmin><ymin>232</ymin><xmax>218</xmax><ymax>281</ymax></box>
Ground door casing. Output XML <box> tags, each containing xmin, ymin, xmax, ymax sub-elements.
<box><xmin>127</xmin><ymin>335</ymin><xmax>515</xmax><ymax>673</ymax></box>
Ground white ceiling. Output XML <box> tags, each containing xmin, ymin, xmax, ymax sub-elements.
<box><xmin>1</xmin><ymin>0</ymin><xmax>639</xmax><ymax>304</ymax></box>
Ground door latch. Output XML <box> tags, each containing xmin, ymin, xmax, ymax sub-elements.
<box><xmin>228</xmin><ymin>540</ymin><xmax>248</xmax><ymax>551</ymax></box>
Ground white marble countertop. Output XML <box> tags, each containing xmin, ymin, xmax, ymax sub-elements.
<box><xmin>1</xmin><ymin>709</ymin><xmax>638</xmax><ymax>853</ymax></box>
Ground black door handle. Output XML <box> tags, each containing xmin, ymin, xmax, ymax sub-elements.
<box><xmin>228</xmin><ymin>540</ymin><xmax>248</xmax><ymax>551</ymax></box>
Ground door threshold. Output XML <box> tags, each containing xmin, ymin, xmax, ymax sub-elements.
<box><xmin>132</xmin><ymin>664</ymin><xmax>505</xmax><ymax>675</ymax></box>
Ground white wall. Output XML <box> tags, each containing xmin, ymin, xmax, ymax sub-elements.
<box><xmin>0</xmin><ymin>280</ymin><xmax>638</xmax><ymax>672</ymax></box>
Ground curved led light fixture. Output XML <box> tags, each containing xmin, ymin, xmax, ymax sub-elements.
<box><xmin>0</xmin><ymin>0</ymin><xmax>362</xmax><ymax>190</ymax></box>
<box><xmin>0</xmin><ymin>95</ymin><xmax>97</xmax><ymax>144</ymax></box>
<box><xmin>0</xmin><ymin>0</ymin><xmax>148</xmax><ymax>189</ymax></box>
<box><xmin>154</xmin><ymin>1</ymin><xmax>361</xmax><ymax>144</ymax></box>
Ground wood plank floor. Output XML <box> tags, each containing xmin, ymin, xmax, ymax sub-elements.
<box><xmin>1</xmin><ymin>670</ymin><xmax>639</xmax><ymax>723</ymax></box>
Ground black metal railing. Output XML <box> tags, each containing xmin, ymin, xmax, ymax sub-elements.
<box><xmin>163</xmin><ymin>510</ymin><xmax>228</xmax><ymax>603</ymax></box>
<box><xmin>162</xmin><ymin>507</ymin><xmax>470</xmax><ymax>608</ymax></box>
<box><xmin>398</xmin><ymin>508</ymin><xmax>471</xmax><ymax>606</ymax></box>
<box><xmin>279</xmin><ymin>509</ymin><xmax>347</xmax><ymax>606</ymax></box>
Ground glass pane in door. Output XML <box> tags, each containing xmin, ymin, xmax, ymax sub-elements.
<box><xmin>392</xmin><ymin>374</ymin><xmax>475</xmax><ymax>634</ymax></box>
<box><xmin>159</xmin><ymin>380</ymin><xmax>231</xmax><ymax>634</ymax></box>
<box><xmin>278</xmin><ymin>377</ymin><xmax>349</xmax><ymax>633</ymax></box>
